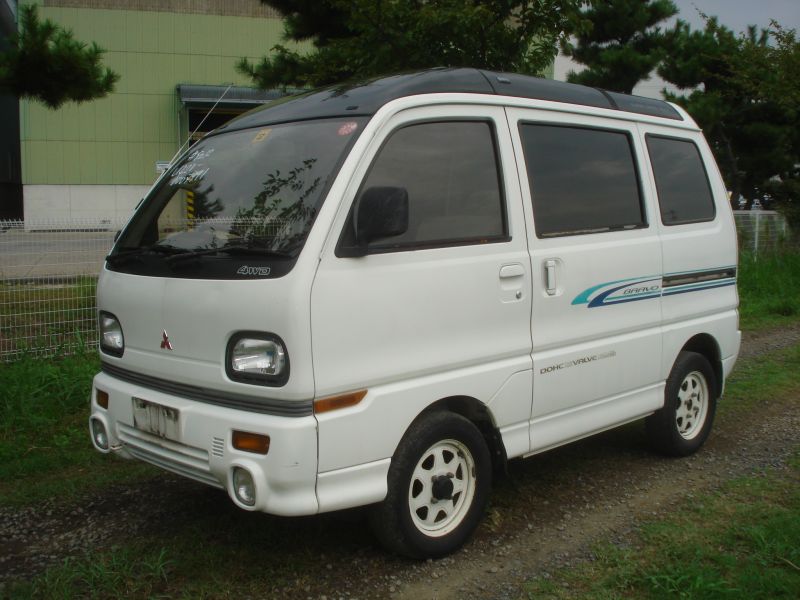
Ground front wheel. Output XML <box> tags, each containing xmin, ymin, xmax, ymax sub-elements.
<box><xmin>646</xmin><ymin>351</ymin><xmax>717</xmax><ymax>456</ymax></box>
<box><xmin>369</xmin><ymin>411</ymin><xmax>491</xmax><ymax>558</ymax></box>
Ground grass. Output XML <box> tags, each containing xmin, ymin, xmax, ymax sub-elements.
<box><xmin>0</xmin><ymin>352</ymin><xmax>154</xmax><ymax>506</ymax></box>
<box><xmin>2</xmin><ymin>342</ymin><xmax>798</xmax><ymax>599</ymax></box>
<box><xmin>523</xmin><ymin>453</ymin><xmax>800</xmax><ymax>599</ymax></box>
<box><xmin>0</xmin><ymin>248</ymin><xmax>797</xmax><ymax>595</ymax></box>
<box><xmin>6</xmin><ymin>547</ymin><xmax>173</xmax><ymax>600</ymax></box>
<box><xmin>737</xmin><ymin>249</ymin><xmax>800</xmax><ymax>330</ymax></box>
<box><xmin>520</xmin><ymin>341</ymin><xmax>800</xmax><ymax>600</ymax></box>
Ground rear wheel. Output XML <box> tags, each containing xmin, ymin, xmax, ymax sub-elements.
<box><xmin>369</xmin><ymin>411</ymin><xmax>491</xmax><ymax>558</ymax></box>
<box><xmin>647</xmin><ymin>351</ymin><xmax>717</xmax><ymax>456</ymax></box>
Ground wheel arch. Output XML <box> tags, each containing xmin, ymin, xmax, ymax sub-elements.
<box><xmin>680</xmin><ymin>334</ymin><xmax>722</xmax><ymax>398</ymax></box>
<box><xmin>414</xmin><ymin>396</ymin><xmax>508</xmax><ymax>473</ymax></box>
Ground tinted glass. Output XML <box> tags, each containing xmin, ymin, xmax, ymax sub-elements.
<box><xmin>520</xmin><ymin>125</ymin><xmax>644</xmax><ymax>237</ymax></box>
<box><xmin>647</xmin><ymin>136</ymin><xmax>715</xmax><ymax>225</ymax></box>
<box><xmin>108</xmin><ymin>118</ymin><xmax>365</xmax><ymax>279</ymax></box>
<box><xmin>356</xmin><ymin>121</ymin><xmax>505</xmax><ymax>249</ymax></box>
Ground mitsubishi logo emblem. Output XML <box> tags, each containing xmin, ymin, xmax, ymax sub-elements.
<box><xmin>160</xmin><ymin>330</ymin><xmax>173</xmax><ymax>350</ymax></box>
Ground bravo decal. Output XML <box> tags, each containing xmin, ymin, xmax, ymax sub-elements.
<box><xmin>572</xmin><ymin>276</ymin><xmax>662</xmax><ymax>308</ymax></box>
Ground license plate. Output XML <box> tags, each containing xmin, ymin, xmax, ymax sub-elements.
<box><xmin>133</xmin><ymin>397</ymin><xmax>180</xmax><ymax>441</ymax></box>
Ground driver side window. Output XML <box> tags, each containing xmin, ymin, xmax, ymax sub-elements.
<box><xmin>347</xmin><ymin>120</ymin><xmax>508</xmax><ymax>252</ymax></box>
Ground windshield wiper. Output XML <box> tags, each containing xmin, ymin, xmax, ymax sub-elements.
<box><xmin>106</xmin><ymin>244</ymin><xmax>185</xmax><ymax>265</ymax></box>
<box><xmin>165</xmin><ymin>244</ymin><xmax>295</xmax><ymax>263</ymax></box>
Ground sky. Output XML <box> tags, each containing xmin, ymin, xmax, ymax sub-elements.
<box><xmin>554</xmin><ymin>0</ymin><xmax>800</xmax><ymax>98</ymax></box>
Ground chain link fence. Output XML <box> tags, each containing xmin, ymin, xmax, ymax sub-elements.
<box><xmin>733</xmin><ymin>211</ymin><xmax>791</xmax><ymax>255</ymax></box>
<box><xmin>0</xmin><ymin>219</ymin><xmax>124</xmax><ymax>361</ymax></box>
<box><xmin>0</xmin><ymin>211</ymin><xmax>794</xmax><ymax>361</ymax></box>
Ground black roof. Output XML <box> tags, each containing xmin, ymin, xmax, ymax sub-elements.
<box><xmin>215</xmin><ymin>68</ymin><xmax>681</xmax><ymax>134</ymax></box>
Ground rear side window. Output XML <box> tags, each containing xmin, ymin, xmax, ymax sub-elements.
<box><xmin>519</xmin><ymin>124</ymin><xmax>645</xmax><ymax>237</ymax></box>
<box><xmin>350</xmin><ymin>120</ymin><xmax>506</xmax><ymax>251</ymax></box>
<box><xmin>646</xmin><ymin>135</ymin><xmax>716</xmax><ymax>225</ymax></box>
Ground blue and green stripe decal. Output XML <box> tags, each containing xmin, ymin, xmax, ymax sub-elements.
<box><xmin>572</xmin><ymin>266</ymin><xmax>737</xmax><ymax>308</ymax></box>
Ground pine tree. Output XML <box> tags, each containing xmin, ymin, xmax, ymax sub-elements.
<box><xmin>238</xmin><ymin>0</ymin><xmax>589</xmax><ymax>89</ymax></box>
<box><xmin>0</xmin><ymin>5</ymin><xmax>119</xmax><ymax>109</ymax></box>
<box><xmin>659</xmin><ymin>18</ymin><xmax>799</xmax><ymax>217</ymax></box>
<box><xmin>563</xmin><ymin>0</ymin><xmax>677</xmax><ymax>94</ymax></box>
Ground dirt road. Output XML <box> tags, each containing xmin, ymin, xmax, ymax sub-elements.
<box><xmin>2</xmin><ymin>325</ymin><xmax>799</xmax><ymax>598</ymax></box>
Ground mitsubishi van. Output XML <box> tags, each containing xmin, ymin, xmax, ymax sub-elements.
<box><xmin>89</xmin><ymin>68</ymin><xmax>740</xmax><ymax>558</ymax></box>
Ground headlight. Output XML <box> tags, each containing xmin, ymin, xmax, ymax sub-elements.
<box><xmin>226</xmin><ymin>332</ymin><xmax>289</xmax><ymax>386</ymax></box>
<box><xmin>99</xmin><ymin>311</ymin><xmax>124</xmax><ymax>357</ymax></box>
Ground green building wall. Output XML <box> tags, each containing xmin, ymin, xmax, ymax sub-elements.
<box><xmin>19</xmin><ymin>1</ymin><xmax>289</xmax><ymax>188</ymax></box>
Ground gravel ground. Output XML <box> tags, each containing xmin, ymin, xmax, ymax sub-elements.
<box><xmin>1</xmin><ymin>323</ymin><xmax>799</xmax><ymax>598</ymax></box>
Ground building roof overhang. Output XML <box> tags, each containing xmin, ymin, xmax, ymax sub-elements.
<box><xmin>177</xmin><ymin>84</ymin><xmax>294</xmax><ymax>109</ymax></box>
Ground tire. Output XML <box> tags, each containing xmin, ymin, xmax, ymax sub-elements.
<box><xmin>646</xmin><ymin>351</ymin><xmax>717</xmax><ymax>457</ymax></box>
<box><xmin>369</xmin><ymin>411</ymin><xmax>492</xmax><ymax>558</ymax></box>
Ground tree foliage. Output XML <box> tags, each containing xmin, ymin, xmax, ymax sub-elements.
<box><xmin>562</xmin><ymin>0</ymin><xmax>677</xmax><ymax>94</ymax></box>
<box><xmin>238</xmin><ymin>0</ymin><xmax>588</xmax><ymax>89</ymax></box>
<box><xmin>659</xmin><ymin>18</ymin><xmax>800</xmax><ymax>221</ymax></box>
<box><xmin>0</xmin><ymin>5</ymin><xmax>118</xmax><ymax>109</ymax></box>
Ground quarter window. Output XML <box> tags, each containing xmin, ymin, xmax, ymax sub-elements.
<box><xmin>349</xmin><ymin>120</ymin><xmax>506</xmax><ymax>251</ymax></box>
<box><xmin>646</xmin><ymin>135</ymin><xmax>716</xmax><ymax>225</ymax></box>
<box><xmin>519</xmin><ymin>124</ymin><xmax>645</xmax><ymax>237</ymax></box>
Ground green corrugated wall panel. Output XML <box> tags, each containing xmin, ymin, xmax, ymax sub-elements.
<box><xmin>126</xmin><ymin>52</ymin><xmax>144</xmax><ymax>94</ymax></box>
<box><xmin>140</xmin><ymin>12</ymin><xmax>159</xmax><ymax>53</ymax></box>
<box><xmin>109</xmin><ymin>95</ymin><xmax>127</xmax><ymax>142</ymax></box>
<box><xmin>43</xmin><ymin>106</ymin><xmax>63</xmax><ymax>141</ymax></box>
<box><xmin>20</xmin><ymin>140</ymin><xmax>28</xmax><ymax>183</ymax></box>
<box><xmin>25</xmin><ymin>142</ymin><xmax>46</xmax><ymax>182</ymax></box>
<box><xmin>189</xmin><ymin>54</ymin><xmax>205</xmax><ymax>83</ymax></box>
<box><xmin>87</xmin><ymin>10</ymin><xmax>113</xmax><ymax>50</ymax></box>
<box><xmin>79</xmin><ymin>142</ymin><xmax>96</xmax><ymax>183</ymax></box>
<box><xmin>126</xmin><ymin>95</ymin><xmax>143</xmax><ymax>143</ymax></box>
<box><xmin>79</xmin><ymin>104</ymin><xmax>96</xmax><ymax>142</ymax></box>
<box><xmin>106</xmin><ymin>11</ymin><xmax>127</xmax><ymax>53</ymax></box>
<box><xmin>44</xmin><ymin>143</ymin><xmax>64</xmax><ymax>183</ymax></box>
<box><xmin>94</xmin><ymin>97</ymin><xmax>113</xmax><ymax>140</ymax></box>
<box><xmin>63</xmin><ymin>142</ymin><xmax>80</xmax><ymax>183</ymax></box>
<box><xmin>128</xmin><ymin>143</ymin><xmax>145</xmax><ymax>183</ymax></box>
<box><xmin>141</xmin><ymin>95</ymin><xmax>161</xmax><ymax>142</ymax></box>
<box><xmin>173</xmin><ymin>16</ymin><xmax>190</xmax><ymax>50</ymax></box>
<box><xmin>20</xmin><ymin>6</ymin><xmax>294</xmax><ymax>185</ymax></box>
<box><xmin>62</xmin><ymin>103</ymin><xmax>80</xmax><ymax>140</ymax></box>
<box><xmin>94</xmin><ymin>142</ymin><xmax>116</xmax><ymax>184</ymax></box>
<box><xmin>159</xmin><ymin>97</ymin><xmax>176</xmax><ymax>144</ymax></box>
<box><xmin>125</xmin><ymin>12</ymin><xmax>142</xmax><ymax>53</ymax></box>
<box><xmin>158</xmin><ymin>13</ymin><xmax>176</xmax><ymax>55</ymax></box>
<box><xmin>111</xmin><ymin>143</ymin><xmax>129</xmax><ymax>183</ymax></box>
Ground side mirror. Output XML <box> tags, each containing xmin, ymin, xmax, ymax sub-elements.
<box><xmin>355</xmin><ymin>186</ymin><xmax>409</xmax><ymax>246</ymax></box>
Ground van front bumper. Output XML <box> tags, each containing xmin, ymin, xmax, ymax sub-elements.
<box><xmin>89</xmin><ymin>371</ymin><xmax>319</xmax><ymax>516</ymax></box>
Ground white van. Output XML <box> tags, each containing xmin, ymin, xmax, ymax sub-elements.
<box><xmin>89</xmin><ymin>68</ymin><xmax>740</xmax><ymax>558</ymax></box>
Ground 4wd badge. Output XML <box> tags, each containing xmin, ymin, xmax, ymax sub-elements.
<box><xmin>237</xmin><ymin>265</ymin><xmax>271</xmax><ymax>276</ymax></box>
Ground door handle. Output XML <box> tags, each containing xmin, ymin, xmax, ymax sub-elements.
<box><xmin>545</xmin><ymin>259</ymin><xmax>557</xmax><ymax>295</ymax></box>
<box><xmin>499</xmin><ymin>264</ymin><xmax>525</xmax><ymax>279</ymax></box>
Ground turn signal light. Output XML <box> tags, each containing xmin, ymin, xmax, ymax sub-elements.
<box><xmin>96</xmin><ymin>389</ymin><xmax>109</xmax><ymax>410</ymax></box>
<box><xmin>314</xmin><ymin>390</ymin><xmax>367</xmax><ymax>414</ymax></box>
<box><xmin>232</xmin><ymin>430</ymin><xmax>270</xmax><ymax>455</ymax></box>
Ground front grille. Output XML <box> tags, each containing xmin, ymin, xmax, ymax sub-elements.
<box><xmin>118</xmin><ymin>423</ymin><xmax>223</xmax><ymax>489</ymax></box>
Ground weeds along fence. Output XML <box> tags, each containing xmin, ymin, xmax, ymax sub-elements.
<box><xmin>0</xmin><ymin>212</ymin><xmax>794</xmax><ymax>361</ymax></box>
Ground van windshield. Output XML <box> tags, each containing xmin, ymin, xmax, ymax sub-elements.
<box><xmin>108</xmin><ymin>118</ymin><xmax>366</xmax><ymax>279</ymax></box>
